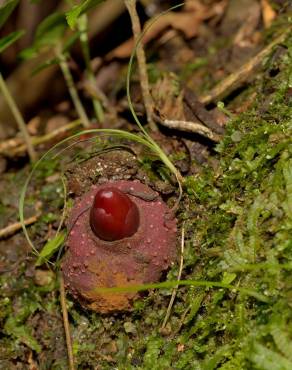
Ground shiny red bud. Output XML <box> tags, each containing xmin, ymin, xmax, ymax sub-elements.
<box><xmin>90</xmin><ymin>188</ymin><xmax>139</xmax><ymax>241</ymax></box>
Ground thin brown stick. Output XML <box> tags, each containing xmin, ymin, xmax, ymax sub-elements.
<box><xmin>184</xmin><ymin>88</ymin><xmax>226</xmax><ymax>134</ymax></box>
<box><xmin>161</xmin><ymin>223</ymin><xmax>185</xmax><ymax>329</ymax></box>
<box><xmin>125</xmin><ymin>0</ymin><xmax>157</xmax><ymax>131</ymax></box>
<box><xmin>82</xmin><ymin>81</ymin><xmax>117</xmax><ymax>117</ymax></box>
<box><xmin>58</xmin><ymin>51</ymin><xmax>90</xmax><ymax>128</ymax></box>
<box><xmin>199</xmin><ymin>29</ymin><xmax>290</xmax><ymax>105</ymax></box>
<box><xmin>0</xmin><ymin>73</ymin><xmax>37</xmax><ymax>161</ymax></box>
<box><xmin>0</xmin><ymin>120</ymin><xmax>82</xmax><ymax>156</ymax></box>
<box><xmin>0</xmin><ymin>215</ymin><xmax>39</xmax><ymax>239</ymax></box>
<box><xmin>78</xmin><ymin>14</ymin><xmax>104</xmax><ymax>123</ymax></box>
<box><xmin>0</xmin><ymin>137</ymin><xmax>23</xmax><ymax>153</ymax></box>
<box><xmin>59</xmin><ymin>273</ymin><xmax>75</xmax><ymax>370</ymax></box>
<box><xmin>160</xmin><ymin>119</ymin><xmax>221</xmax><ymax>142</ymax></box>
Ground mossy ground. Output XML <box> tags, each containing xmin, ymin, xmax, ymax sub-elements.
<box><xmin>0</xmin><ymin>20</ymin><xmax>292</xmax><ymax>370</ymax></box>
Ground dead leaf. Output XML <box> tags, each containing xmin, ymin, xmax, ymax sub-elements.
<box><xmin>27</xmin><ymin>350</ymin><xmax>39</xmax><ymax>370</ymax></box>
<box><xmin>261</xmin><ymin>0</ymin><xmax>276</xmax><ymax>28</ymax></box>
<box><xmin>34</xmin><ymin>269</ymin><xmax>55</xmax><ymax>286</ymax></box>
<box><xmin>233</xmin><ymin>1</ymin><xmax>261</xmax><ymax>47</ymax></box>
<box><xmin>45</xmin><ymin>115</ymin><xmax>69</xmax><ymax>134</ymax></box>
<box><xmin>107</xmin><ymin>0</ymin><xmax>224</xmax><ymax>59</ymax></box>
<box><xmin>27</xmin><ymin>116</ymin><xmax>41</xmax><ymax>135</ymax></box>
<box><xmin>177</xmin><ymin>343</ymin><xmax>185</xmax><ymax>352</ymax></box>
<box><xmin>151</xmin><ymin>74</ymin><xmax>185</xmax><ymax>121</ymax></box>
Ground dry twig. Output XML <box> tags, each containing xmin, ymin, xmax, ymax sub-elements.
<box><xmin>0</xmin><ymin>120</ymin><xmax>82</xmax><ymax>157</ymax></box>
<box><xmin>57</xmin><ymin>51</ymin><xmax>90</xmax><ymax>128</ymax></box>
<box><xmin>199</xmin><ymin>30</ymin><xmax>290</xmax><ymax>105</ymax></box>
<box><xmin>161</xmin><ymin>223</ymin><xmax>185</xmax><ymax>329</ymax></box>
<box><xmin>60</xmin><ymin>273</ymin><xmax>75</xmax><ymax>370</ymax></box>
<box><xmin>0</xmin><ymin>73</ymin><xmax>37</xmax><ymax>161</ymax></box>
<box><xmin>0</xmin><ymin>214</ymin><xmax>39</xmax><ymax>240</ymax></box>
<box><xmin>184</xmin><ymin>88</ymin><xmax>226</xmax><ymax>134</ymax></box>
<box><xmin>261</xmin><ymin>0</ymin><xmax>276</xmax><ymax>28</ymax></box>
<box><xmin>159</xmin><ymin>119</ymin><xmax>221</xmax><ymax>142</ymax></box>
<box><xmin>125</xmin><ymin>0</ymin><xmax>156</xmax><ymax>131</ymax></box>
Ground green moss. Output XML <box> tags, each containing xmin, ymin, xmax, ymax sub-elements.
<box><xmin>176</xmin><ymin>31</ymin><xmax>292</xmax><ymax>370</ymax></box>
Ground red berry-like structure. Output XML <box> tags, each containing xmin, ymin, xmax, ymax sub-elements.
<box><xmin>62</xmin><ymin>180</ymin><xmax>177</xmax><ymax>313</ymax></box>
<box><xmin>90</xmin><ymin>188</ymin><xmax>139</xmax><ymax>241</ymax></box>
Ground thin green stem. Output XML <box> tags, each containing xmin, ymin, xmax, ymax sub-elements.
<box><xmin>58</xmin><ymin>51</ymin><xmax>90</xmax><ymax>128</ymax></box>
<box><xmin>0</xmin><ymin>72</ymin><xmax>37</xmax><ymax>162</ymax></box>
<box><xmin>77</xmin><ymin>14</ymin><xmax>104</xmax><ymax>123</ymax></box>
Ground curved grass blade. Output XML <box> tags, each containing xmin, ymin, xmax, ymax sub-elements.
<box><xmin>93</xmin><ymin>279</ymin><xmax>269</xmax><ymax>303</ymax></box>
<box><xmin>19</xmin><ymin>128</ymin><xmax>166</xmax><ymax>254</ymax></box>
<box><xmin>0</xmin><ymin>0</ymin><xmax>19</xmax><ymax>29</ymax></box>
<box><xmin>0</xmin><ymin>30</ymin><xmax>25</xmax><ymax>53</ymax></box>
<box><xmin>35</xmin><ymin>230</ymin><xmax>66</xmax><ymax>266</ymax></box>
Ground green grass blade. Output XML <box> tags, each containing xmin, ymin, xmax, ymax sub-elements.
<box><xmin>93</xmin><ymin>279</ymin><xmax>269</xmax><ymax>303</ymax></box>
<box><xmin>35</xmin><ymin>230</ymin><xmax>66</xmax><ymax>266</ymax></box>
<box><xmin>66</xmin><ymin>0</ymin><xmax>104</xmax><ymax>29</ymax></box>
<box><xmin>0</xmin><ymin>30</ymin><xmax>25</xmax><ymax>53</ymax></box>
<box><xmin>0</xmin><ymin>0</ymin><xmax>19</xmax><ymax>28</ymax></box>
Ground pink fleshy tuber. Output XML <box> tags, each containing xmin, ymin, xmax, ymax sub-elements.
<box><xmin>62</xmin><ymin>180</ymin><xmax>177</xmax><ymax>313</ymax></box>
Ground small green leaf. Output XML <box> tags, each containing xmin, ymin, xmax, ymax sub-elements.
<box><xmin>0</xmin><ymin>29</ymin><xmax>25</xmax><ymax>53</ymax></box>
<box><xmin>222</xmin><ymin>271</ymin><xmax>237</xmax><ymax>285</ymax></box>
<box><xmin>32</xmin><ymin>58</ymin><xmax>59</xmax><ymax>76</ymax></box>
<box><xmin>36</xmin><ymin>230</ymin><xmax>66</xmax><ymax>266</ymax></box>
<box><xmin>19</xmin><ymin>12</ymin><xmax>67</xmax><ymax>60</ymax></box>
<box><xmin>4</xmin><ymin>299</ymin><xmax>41</xmax><ymax>353</ymax></box>
<box><xmin>35</xmin><ymin>12</ymin><xmax>66</xmax><ymax>44</ymax></box>
<box><xmin>0</xmin><ymin>0</ymin><xmax>20</xmax><ymax>29</ymax></box>
<box><xmin>19</xmin><ymin>46</ymin><xmax>38</xmax><ymax>60</ymax></box>
<box><xmin>21</xmin><ymin>31</ymin><xmax>79</xmax><ymax>67</ymax></box>
<box><xmin>5</xmin><ymin>323</ymin><xmax>41</xmax><ymax>353</ymax></box>
<box><xmin>271</xmin><ymin>326</ymin><xmax>292</xmax><ymax>361</ymax></box>
<box><xmin>66</xmin><ymin>0</ymin><xmax>104</xmax><ymax>29</ymax></box>
<box><xmin>283</xmin><ymin>159</ymin><xmax>292</xmax><ymax>219</ymax></box>
<box><xmin>250</xmin><ymin>342</ymin><xmax>292</xmax><ymax>370</ymax></box>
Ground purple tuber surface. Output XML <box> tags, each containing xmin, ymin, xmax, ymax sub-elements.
<box><xmin>62</xmin><ymin>180</ymin><xmax>177</xmax><ymax>313</ymax></box>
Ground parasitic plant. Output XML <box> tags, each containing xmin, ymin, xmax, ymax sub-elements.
<box><xmin>62</xmin><ymin>180</ymin><xmax>178</xmax><ymax>312</ymax></box>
